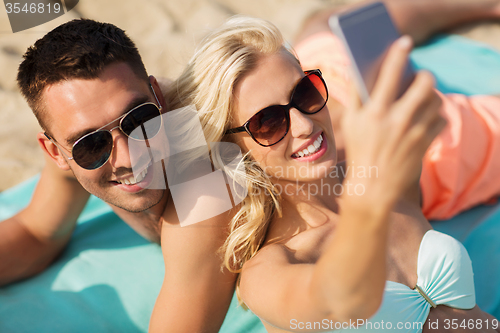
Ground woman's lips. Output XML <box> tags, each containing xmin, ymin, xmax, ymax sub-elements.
<box><xmin>291</xmin><ymin>133</ymin><xmax>327</xmax><ymax>162</ymax></box>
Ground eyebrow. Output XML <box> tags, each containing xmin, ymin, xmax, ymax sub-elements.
<box><xmin>251</xmin><ymin>74</ymin><xmax>304</xmax><ymax>114</ymax></box>
<box><xmin>65</xmin><ymin>94</ymin><xmax>151</xmax><ymax>146</ymax></box>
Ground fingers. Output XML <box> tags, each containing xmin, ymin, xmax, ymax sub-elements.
<box><xmin>397</xmin><ymin>70</ymin><xmax>439</xmax><ymax>119</ymax></box>
<box><xmin>402</xmin><ymin>108</ymin><xmax>446</xmax><ymax>164</ymax></box>
<box><xmin>402</xmin><ymin>79</ymin><xmax>444</xmax><ymax>156</ymax></box>
<box><xmin>420</xmin><ymin>100</ymin><xmax>443</xmax><ymax>137</ymax></box>
<box><xmin>422</xmin><ymin>114</ymin><xmax>447</xmax><ymax>151</ymax></box>
<box><xmin>347</xmin><ymin>80</ymin><xmax>362</xmax><ymax>113</ymax></box>
<box><xmin>370</xmin><ymin>35</ymin><xmax>413</xmax><ymax>107</ymax></box>
<box><xmin>399</xmin><ymin>71</ymin><xmax>437</xmax><ymax>112</ymax></box>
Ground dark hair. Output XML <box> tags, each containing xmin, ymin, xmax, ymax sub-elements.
<box><xmin>17</xmin><ymin>19</ymin><xmax>149</xmax><ymax>131</ymax></box>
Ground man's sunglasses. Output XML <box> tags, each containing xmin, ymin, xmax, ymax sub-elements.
<box><xmin>45</xmin><ymin>86</ymin><xmax>163</xmax><ymax>170</ymax></box>
<box><xmin>225</xmin><ymin>69</ymin><xmax>328</xmax><ymax>147</ymax></box>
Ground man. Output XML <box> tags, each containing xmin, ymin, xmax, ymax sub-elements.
<box><xmin>0</xmin><ymin>19</ymin><xmax>236</xmax><ymax>332</ymax></box>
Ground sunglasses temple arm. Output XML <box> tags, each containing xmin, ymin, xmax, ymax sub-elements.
<box><xmin>43</xmin><ymin>133</ymin><xmax>74</xmax><ymax>161</ymax></box>
<box><xmin>225</xmin><ymin>127</ymin><xmax>247</xmax><ymax>135</ymax></box>
<box><xmin>150</xmin><ymin>84</ymin><xmax>162</xmax><ymax>110</ymax></box>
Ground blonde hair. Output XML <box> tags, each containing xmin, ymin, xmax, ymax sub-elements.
<box><xmin>167</xmin><ymin>16</ymin><xmax>297</xmax><ymax>302</ymax></box>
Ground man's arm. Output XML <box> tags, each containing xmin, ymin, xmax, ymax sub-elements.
<box><xmin>147</xmin><ymin>76</ymin><xmax>237</xmax><ymax>332</ymax></box>
<box><xmin>295</xmin><ymin>0</ymin><xmax>500</xmax><ymax>46</ymax></box>
<box><xmin>0</xmin><ymin>154</ymin><xmax>90</xmax><ymax>286</ymax></box>
<box><xmin>149</xmin><ymin>208</ymin><xmax>237</xmax><ymax>333</ymax></box>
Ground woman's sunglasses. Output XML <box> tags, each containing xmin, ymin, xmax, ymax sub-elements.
<box><xmin>45</xmin><ymin>86</ymin><xmax>163</xmax><ymax>170</ymax></box>
<box><xmin>225</xmin><ymin>69</ymin><xmax>328</xmax><ymax>147</ymax></box>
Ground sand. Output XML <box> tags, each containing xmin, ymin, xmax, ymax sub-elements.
<box><xmin>0</xmin><ymin>0</ymin><xmax>499</xmax><ymax>192</ymax></box>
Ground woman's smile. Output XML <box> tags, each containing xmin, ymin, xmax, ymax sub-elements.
<box><xmin>290</xmin><ymin>132</ymin><xmax>328</xmax><ymax>162</ymax></box>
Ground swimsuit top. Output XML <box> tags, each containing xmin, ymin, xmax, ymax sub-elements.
<box><xmin>332</xmin><ymin>230</ymin><xmax>476</xmax><ymax>332</ymax></box>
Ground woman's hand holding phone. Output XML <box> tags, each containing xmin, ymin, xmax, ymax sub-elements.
<box><xmin>341</xmin><ymin>35</ymin><xmax>446</xmax><ymax>210</ymax></box>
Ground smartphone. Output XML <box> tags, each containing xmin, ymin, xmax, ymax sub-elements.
<box><xmin>329</xmin><ymin>2</ymin><xmax>415</xmax><ymax>103</ymax></box>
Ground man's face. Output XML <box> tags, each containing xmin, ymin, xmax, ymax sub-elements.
<box><xmin>42</xmin><ymin>62</ymin><xmax>165</xmax><ymax>212</ymax></box>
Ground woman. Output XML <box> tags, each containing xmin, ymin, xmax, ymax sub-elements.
<box><xmin>166</xmin><ymin>16</ymin><xmax>499</xmax><ymax>333</ymax></box>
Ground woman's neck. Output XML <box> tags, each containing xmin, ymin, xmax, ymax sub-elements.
<box><xmin>280</xmin><ymin>177</ymin><xmax>339</xmax><ymax>209</ymax></box>
<box><xmin>276</xmin><ymin>161</ymin><xmax>345</xmax><ymax>208</ymax></box>
<box><xmin>267</xmin><ymin>167</ymin><xmax>341</xmax><ymax>236</ymax></box>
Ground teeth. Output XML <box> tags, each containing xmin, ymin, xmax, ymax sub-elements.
<box><xmin>116</xmin><ymin>168</ymin><xmax>148</xmax><ymax>185</ymax></box>
<box><xmin>293</xmin><ymin>134</ymin><xmax>323</xmax><ymax>158</ymax></box>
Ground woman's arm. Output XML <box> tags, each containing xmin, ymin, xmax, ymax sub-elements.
<box><xmin>295</xmin><ymin>0</ymin><xmax>500</xmax><ymax>45</ymax></box>
<box><xmin>240</xmin><ymin>37</ymin><xmax>444</xmax><ymax>331</ymax></box>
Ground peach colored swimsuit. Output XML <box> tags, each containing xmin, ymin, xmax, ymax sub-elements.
<box><xmin>295</xmin><ymin>32</ymin><xmax>500</xmax><ymax>220</ymax></box>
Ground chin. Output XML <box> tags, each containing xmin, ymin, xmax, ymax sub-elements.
<box><xmin>106</xmin><ymin>189</ymin><xmax>165</xmax><ymax>213</ymax></box>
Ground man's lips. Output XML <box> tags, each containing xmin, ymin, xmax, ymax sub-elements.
<box><xmin>114</xmin><ymin>169</ymin><xmax>147</xmax><ymax>185</ymax></box>
<box><xmin>110</xmin><ymin>162</ymin><xmax>152</xmax><ymax>186</ymax></box>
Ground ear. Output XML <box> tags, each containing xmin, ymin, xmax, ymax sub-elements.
<box><xmin>149</xmin><ymin>75</ymin><xmax>169</xmax><ymax>111</ymax></box>
<box><xmin>37</xmin><ymin>132</ymin><xmax>71</xmax><ymax>171</ymax></box>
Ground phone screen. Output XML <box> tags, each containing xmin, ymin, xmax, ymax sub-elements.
<box><xmin>329</xmin><ymin>2</ymin><xmax>415</xmax><ymax>102</ymax></box>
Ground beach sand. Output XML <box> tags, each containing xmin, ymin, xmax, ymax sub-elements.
<box><xmin>0</xmin><ymin>0</ymin><xmax>499</xmax><ymax>191</ymax></box>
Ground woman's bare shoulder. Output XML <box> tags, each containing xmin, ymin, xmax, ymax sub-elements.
<box><xmin>245</xmin><ymin>222</ymin><xmax>334</xmax><ymax>276</ymax></box>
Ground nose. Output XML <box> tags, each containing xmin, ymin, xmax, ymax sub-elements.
<box><xmin>289</xmin><ymin>108</ymin><xmax>314</xmax><ymax>138</ymax></box>
<box><xmin>108</xmin><ymin>127</ymin><xmax>133</xmax><ymax>169</ymax></box>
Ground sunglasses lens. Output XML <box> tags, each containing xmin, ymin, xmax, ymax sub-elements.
<box><xmin>248</xmin><ymin>106</ymin><xmax>288</xmax><ymax>146</ymax></box>
<box><xmin>73</xmin><ymin>131</ymin><xmax>113</xmax><ymax>170</ymax></box>
<box><xmin>293</xmin><ymin>73</ymin><xmax>328</xmax><ymax>114</ymax></box>
<box><xmin>121</xmin><ymin>103</ymin><xmax>162</xmax><ymax>140</ymax></box>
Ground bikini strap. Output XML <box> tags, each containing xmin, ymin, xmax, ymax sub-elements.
<box><xmin>414</xmin><ymin>285</ymin><xmax>437</xmax><ymax>308</ymax></box>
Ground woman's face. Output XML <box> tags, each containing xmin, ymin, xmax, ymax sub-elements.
<box><xmin>232</xmin><ymin>50</ymin><xmax>337</xmax><ymax>183</ymax></box>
